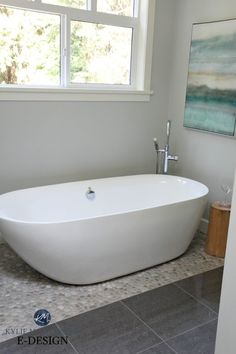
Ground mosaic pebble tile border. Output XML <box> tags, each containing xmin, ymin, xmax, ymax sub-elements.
<box><xmin>0</xmin><ymin>232</ymin><xmax>224</xmax><ymax>343</ymax></box>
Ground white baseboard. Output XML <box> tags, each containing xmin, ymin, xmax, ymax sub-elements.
<box><xmin>198</xmin><ymin>218</ymin><xmax>209</xmax><ymax>235</ymax></box>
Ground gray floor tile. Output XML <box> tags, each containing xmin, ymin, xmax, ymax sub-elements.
<box><xmin>0</xmin><ymin>324</ymin><xmax>75</xmax><ymax>353</ymax></box>
<box><xmin>57</xmin><ymin>301</ymin><xmax>161</xmax><ymax>354</ymax></box>
<box><xmin>139</xmin><ymin>342</ymin><xmax>176</xmax><ymax>353</ymax></box>
<box><xmin>175</xmin><ymin>267</ymin><xmax>223</xmax><ymax>312</ymax></box>
<box><xmin>167</xmin><ymin>319</ymin><xmax>218</xmax><ymax>354</ymax></box>
<box><xmin>123</xmin><ymin>284</ymin><xmax>216</xmax><ymax>340</ymax></box>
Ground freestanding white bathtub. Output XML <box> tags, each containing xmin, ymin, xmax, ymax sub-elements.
<box><xmin>0</xmin><ymin>175</ymin><xmax>208</xmax><ymax>284</ymax></box>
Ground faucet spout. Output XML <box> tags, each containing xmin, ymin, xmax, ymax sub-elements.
<box><xmin>168</xmin><ymin>155</ymin><xmax>178</xmax><ymax>161</ymax></box>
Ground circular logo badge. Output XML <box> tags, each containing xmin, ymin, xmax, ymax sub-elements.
<box><xmin>34</xmin><ymin>309</ymin><xmax>51</xmax><ymax>326</ymax></box>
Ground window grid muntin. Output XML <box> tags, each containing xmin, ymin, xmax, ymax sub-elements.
<box><xmin>0</xmin><ymin>0</ymin><xmax>139</xmax><ymax>89</ymax></box>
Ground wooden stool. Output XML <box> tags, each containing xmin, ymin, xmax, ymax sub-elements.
<box><xmin>206</xmin><ymin>202</ymin><xmax>231</xmax><ymax>258</ymax></box>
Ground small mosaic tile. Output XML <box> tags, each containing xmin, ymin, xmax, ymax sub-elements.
<box><xmin>0</xmin><ymin>232</ymin><xmax>223</xmax><ymax>343</ymax></box>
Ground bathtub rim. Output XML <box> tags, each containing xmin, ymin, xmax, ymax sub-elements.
<box><xmin>0</xmin><ymin>174</ymin><xmax>209</xmax><ymax>225</ymax></box>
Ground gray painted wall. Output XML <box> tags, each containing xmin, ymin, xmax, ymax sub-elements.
<box><xmin>0</xmin><ymin>0</ymin><xmax>176</xmax><ymax>195</ymax></box>
<box><xmin>168</xmin><ymin>0</ymin><xmax>236</xmax><ymax>216</ymax></box>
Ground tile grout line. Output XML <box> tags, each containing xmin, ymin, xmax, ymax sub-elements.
<box><xmin>173</xmin><ymin>282</ymin><xmax>219</xmax><ymax>316</ymax></box>
<box><xmin>163</xmin><ymin>341</ymin><xmax>179</xmax><ymax>354</ymax></box>
<box><xmin>136</xmin><ymin>341</ymin><xmax>178</xmax><ymax>354</ymax></box>
<box><xmin>121</xmin><ymin>293</ymin><xmax>217</xmax><ymax>342</ymax></box>
<box><xmin>164</xmin><ymin>317</ymin><xmax>217</xmax><ymax>343</ymax></box>
<box><xmin>120</xmin><ymin>300</ymin><xmax>165</xmax><ymax>343</ymax></box>
<box><xmin>55</xmin><ymin>322</ymin><xmax>79</xmax><ymax>354</ymax></box>
<box><xmin>121</xmin><ymin>298</ymin><xmax>217</xmax><ymax>354</ymax></box>
<box><xmin>135</xmin><ymin>343</ymin><xmax>160</xmax><ymax>354</ymax></box>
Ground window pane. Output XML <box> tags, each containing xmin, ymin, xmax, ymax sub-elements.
<box><xmin>0</xmin><ymin>7</ymin><xmax>60</xmax><ymax>85</ymax></box>
<box><xmin>97</xmin><ymin>0</ymin><xmax>134</xmax><ymax>17</ymax></box>
<box><xmin>71</xmin><ymin>22</ymin><xmax>132</xmax><ymax>85</ymax></box>
<box><xmin>42</xmin><ymin>0</ymin><xmax>86</xmax><ymax>9</ymax></box>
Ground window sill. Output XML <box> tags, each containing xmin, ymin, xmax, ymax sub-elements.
<box><xmin>0</xmin><ymin>87</ymin><xmax>153</xmax><ymax>102</ymax></box>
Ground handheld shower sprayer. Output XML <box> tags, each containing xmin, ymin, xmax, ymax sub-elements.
<box><xmin>166</xmin><ymin>120</ymin><xmax>171</xmax><ymax>146</ymax></box>
<box><xmin>153</xmin><ymin>137</ymin><xmax>158</xmax><ymax>152</ymax></box>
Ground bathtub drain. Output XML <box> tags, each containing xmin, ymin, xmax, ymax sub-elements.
<box><xmin>86</xmin><ymin>187</ymin><xmax>96</xmax><ymax>201</ymax></box>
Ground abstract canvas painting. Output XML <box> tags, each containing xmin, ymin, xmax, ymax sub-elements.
<box><xmin>184</xmin><ymin>19</ymin><xmax>236</xmax><ymax>136</ymax></box>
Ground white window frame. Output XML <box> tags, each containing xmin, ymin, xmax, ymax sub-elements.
<box><xmin>0</xmin><ymin>0</ymin><xmax>155</xmax><ymax>101</ymax></box>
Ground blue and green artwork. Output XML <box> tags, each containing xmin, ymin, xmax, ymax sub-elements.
<box><xmin>184</xmin><ymin>19</ymin><xmax>236</xmax><ymax>136</ymax></box>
